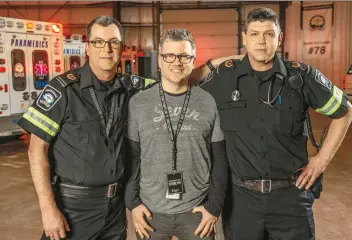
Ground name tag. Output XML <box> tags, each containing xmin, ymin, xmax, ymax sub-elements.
<box><xmin>166</xmin><ymin>171</ymin><xmax>183</xmax><ymax>199</ymax></box>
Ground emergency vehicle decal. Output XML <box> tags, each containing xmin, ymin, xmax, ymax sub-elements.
<box><xmin>35</xmin><ymin>61</ymin><xmax>48</xmax><ymax>80</ymax></box>
<box><xmin>36</xmin><ymin>85</ymin><xmax>61</xmax><ymax>111</ymax></box>
<box><xmin>11</xmin><ymin>38</ymin><xmax>49</xmax><ymax>48</ymax></box>
<box><xmin>14</xmin><ymin>63</ymin><xmax>25</xmax><ymax>78</ymax></box>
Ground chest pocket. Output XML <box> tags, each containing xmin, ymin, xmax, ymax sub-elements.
<box><xmin>275</xmin><ymin>93</ymin><xmax>305</xmax><ymax>136</ymax></box>
<box><xmin>217</xmin><ymin>100</ymin><xmax>246</xmax><ymax>131</ymax></box>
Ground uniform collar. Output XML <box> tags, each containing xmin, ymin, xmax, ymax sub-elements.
<box><xmin>79</xmin><ymin>62</ymin><xmax>122</xmax><ymax>91</ymax></box>
<box><xmin>236</xmin><ymin>53</ymin><xmax>287</xmax><ymax>79</ymax></box>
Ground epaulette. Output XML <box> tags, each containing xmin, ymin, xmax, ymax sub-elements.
<box><xmin>217</xmin><ymin>59</ymin><xmax>241</xmax><ymax>73</ymax></box>
<box><xmin>52</xmin><ymin>69</ymin><xmax>80</xmax><ymax>88</ymax></box>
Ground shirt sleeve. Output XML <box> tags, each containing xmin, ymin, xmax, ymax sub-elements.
<box><xmin>125</xmin><ymin>138</ymin><xmax>143</xmax><ymax>211</ymax></box>
<box><xmin>203</xmin><ymin>96</ymin><xmax>228</xmax><ymax>217</ymax></box>
<box><xmin>302</xmin><ymin>66</ymin><xmax>348</xmax><ymax>119</ymax></box>
<box><xmin>126</xmin><ymin>96</ymin><xmax>140</xmax><ymax>142</ymax></box>
<box><xmin>17</xmin><ymin>78</ymin><xmax>67</xmax><ymax>143</ymax></box>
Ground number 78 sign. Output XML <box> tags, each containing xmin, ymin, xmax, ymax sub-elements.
<box><xmin>302</xmin><ymin>4</ymin><xmax>333</xmax><ymax>60</ymax></box>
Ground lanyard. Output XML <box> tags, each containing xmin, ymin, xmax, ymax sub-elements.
<box><xmin>89</xmin><ymin>87</ymin><xmax>117</xmax><ymax>138</ymax></box>
<box><xmin>158</xmin><ymin>82</ymin><xmax>192</xmax><ymax>172</ymax></box>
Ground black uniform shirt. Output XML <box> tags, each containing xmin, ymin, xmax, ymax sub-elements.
<box><xmin>18</xmin><ymin>63</ymin><xmax>129</xmax><ymax>186</ymax></box>
<box><xmin>201</xmin><ymin>54</ymin><xmax>348</xmax><ymax>180</ymax></box>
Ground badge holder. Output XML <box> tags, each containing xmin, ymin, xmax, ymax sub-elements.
<box><xmin>166</xmin><ymin>171</ymin><xmax>183</xmax><ymax>200</ymax></box>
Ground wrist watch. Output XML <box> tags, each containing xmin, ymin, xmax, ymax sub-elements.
<box><xmin>206</xmin><ymin>59</ymin><xmax>215</xmax><ymax>71</ymax></box>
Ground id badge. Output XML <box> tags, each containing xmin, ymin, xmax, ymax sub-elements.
<box><xmin>166</xmin><ymin>171</ymin><xmax>183</xmax><ymax>194</ymax></box>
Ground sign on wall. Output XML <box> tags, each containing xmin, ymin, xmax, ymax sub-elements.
<box><xmin>302</xmin><ymin>3</ymin><xmax>333</xmax><ymax>60</ymax></box>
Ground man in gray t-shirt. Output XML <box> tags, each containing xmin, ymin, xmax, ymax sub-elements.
<box><xmin>125</xmin><ymin>28</ymin><xmax>228</xmax><ymax>240</ymax></box>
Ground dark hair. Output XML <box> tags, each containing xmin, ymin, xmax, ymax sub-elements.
<box><xmin>159</xmin><ymin>28</ymin><xmax>196</xmax><ymax>55</ymax></box>
<box><xmin>244</xmin><ymin>8</ymin><xmax>280</xmax><ymax>33</ymax></box>
<box><xmin>86</xmin><ymin>15</ymin><xmax>123</xmax><ymax>41</ymax></box>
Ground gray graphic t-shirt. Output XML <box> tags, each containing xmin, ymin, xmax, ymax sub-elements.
<box><xmin>127</xmin><ymin>84</ymin><xmax>224</xmax><ymax>214</ymax></box>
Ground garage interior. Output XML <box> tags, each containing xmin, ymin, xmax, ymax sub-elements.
<box><xmin>0</xmin><ymin>1</ymin><xmax>351</xmax><ymax>240</ymax></box>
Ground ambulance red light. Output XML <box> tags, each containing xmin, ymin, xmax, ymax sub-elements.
<box><xmin>55</xmin><ymin>67</ymin><xmax>62</xmax><ymax>72</ymax></box>
<box><xmin>27</xmin><ymin>23</ymin><xmax>33</xmax><ymax>29</ymax></box>
<box><xmin>82</xmin><ymin>35</ymin><xmax>87</xmax><ymax>42</ymax></box>
<box><xmin>4</xmin><ymin>84</ymin><xmax>8</xmax><ymax>92</ymax></box>
<box><xmin>52</xmin><ymin>24</ymin><xmax>61</xmax><ymax>33</ymax></box>
<box><xmin>342</xmin><ymin>75</ymin><xmax>346</xmax><ymax>90</ymax></box>
<box><xmin>55</xmin><ymin>60</ymin><xmax>61</xmax><ymax>65</ymax></box>
<box><xmin>0</xmin><ymin>59</ymin><xmax>5</xmax><ymax>64</ymax></box>
<box><xmin>0</xmin><ymin>67</ymin><xmax>6</xmax><ymax>73</ymax></box>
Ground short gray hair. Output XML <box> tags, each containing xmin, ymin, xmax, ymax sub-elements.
<box><xmin>159</xmin><ymin>28</ymin><xmax>196</xmax><ymax>55</ymax></box>
<box><xmin>86</xmin><ymin>16</ymin><xmax>123</xmax><ymax>41</ymax></box>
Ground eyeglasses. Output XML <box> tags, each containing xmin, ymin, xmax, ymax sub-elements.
<box><xmin>160</xmin><ymin>53</ymin><xmax>194</xmax><ymax>64</ymax></box>
<box><xmin>88</xmin><ymin>39</ymin><xmax>121</xmax><ymax>49</ymax></box>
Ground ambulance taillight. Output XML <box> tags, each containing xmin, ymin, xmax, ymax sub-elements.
<box><xmin>55</xmin><ymin>60</ymin><xmax>61</xmax><ymax>65</ymax></box>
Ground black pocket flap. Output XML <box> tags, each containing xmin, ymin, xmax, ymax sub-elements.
<box><xmin>218</xmin><ymin>100</ymin><xmax>246</xmax><ymax>110</ymax></box>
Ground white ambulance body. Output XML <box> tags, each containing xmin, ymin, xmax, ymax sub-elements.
<box><xmin>63</xmin><ymin>34</ymin><xmax>86</xmax><ymax>72</ymax></box>
<box><xmin>0</xmin><ymin>17</ymin><xmax>64</xmax><ymax>137</ymax></box>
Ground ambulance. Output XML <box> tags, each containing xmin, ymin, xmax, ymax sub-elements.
<box><xmin>0</xmin><ymin>17</ymin><xmax>64</xmax><ymax>137</ymax></box>
<box><xmin>63</xmin><ymin>34</ymin><xmax>86</xmax><ymax>71</ymax></box>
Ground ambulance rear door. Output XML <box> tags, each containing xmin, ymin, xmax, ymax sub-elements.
<box><xmin>27</xmin><ymin>34</ymin><xmax>52</xmax><ymax>105</ymax></box>
<box><xmin>6</xmin><ymin>32</ymin><xmax>31</xmax><ymax>115</ymax></box>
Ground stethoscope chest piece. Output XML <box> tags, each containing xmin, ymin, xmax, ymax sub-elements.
<box><xmin>231</xmin><ymin>90</ymin><xmax>241</xmax><ymax>102</ymax></box>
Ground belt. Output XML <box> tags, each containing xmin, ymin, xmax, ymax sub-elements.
<box><xmin>58</xmin><ymin>182</ymin><xmax>122</xmax><ymax>198</ymax></box>
<box><xmin>231</xmin><ymin>174</ymin><xmax>295</xmax><ymax>194</ymax></box>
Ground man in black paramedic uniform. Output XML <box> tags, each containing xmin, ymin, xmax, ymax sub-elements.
<box><xmin>17</xmin><ymin>16</ymin><xmax>152</xmax><ymax>240</ymax></box>
<box><xmin>191</xmin><ymin>7</ymin><xmax>352</xmax><ymax>240</ymax></box>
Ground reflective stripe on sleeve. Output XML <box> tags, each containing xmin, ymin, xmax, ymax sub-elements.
<box><xmin>316</xmin><ymin>86</ymin><xmax>343</xmax><ymax>116</ymax></box>
<box><xmin>22</xmin><ymin>107</ymin><xmax>60</xmax><ymax>136</ymax></box>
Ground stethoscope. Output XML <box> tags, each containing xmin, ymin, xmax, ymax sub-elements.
<box><xmin>231</xmin><ymin>73</ymin><xmax>285</xmax><ymax>107</ymax></box>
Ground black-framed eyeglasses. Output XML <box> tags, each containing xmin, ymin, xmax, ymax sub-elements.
<box><xmin>160</xmin><ymin>53</ymin><xmax>194</xmax><ymax>64</ymax></box>
<box><xmin>88</xmin><ymin>39</ymin><xmax>121</xmax><ymax>49</ymax></box>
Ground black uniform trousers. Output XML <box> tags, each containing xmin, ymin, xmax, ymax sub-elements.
<box><xmin>222</xmin><ymin>184</ymin><xmax>314</xmax><ymax>240</ymax></box>
<box><xmin>40</xmin><ymin>192</ymin><xmax>126</xmax><ymax>240</ymax></box>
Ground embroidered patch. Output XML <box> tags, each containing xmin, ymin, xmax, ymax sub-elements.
<box><xmin>315</xmin><ymin>71</ymin><xmax>332</xmax><ymax>90</ymax></box>
<box><xmin>291</xmin><ymin>62</ymin><xmax>300</xmax><ymax>68</ymax></box>
<box><xmin>36</xmin><ymin>85</ymin><xmax>62</xmax><ymax>111</ymax></box>
<box><xmin>224</xmin><ymin>60</ymin><xmax>233</xmax><ymax>68</ymax></box>
<box><xmin>131</xmin><ymin>75</ymin><xmax>141</xmax><ymax>86</ymax></box>
<box><xmin>67</xmin><ymin>73</ymin><xmax>77</xmax><ymax>80</ymax></box>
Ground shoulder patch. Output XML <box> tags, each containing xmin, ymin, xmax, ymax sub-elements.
<box><xmin>36</xmin><ymin>85</ymin><xmax>62</xmax><ymax>111</ymax></box>
<box><xmin>225</xmin><ymin>60</ymin><xmax>234</xmax><ymax>68</ymax></box>
<box><xmin>67</xmin><ymin>73</ymin><xmax>77</xmax><ymax>81</ymax></box>
<box><xmin>291</xmin><ymin>62</ymin><xmax>300</xmax><ymax>68</ymax></box>
<box><xmin>311</xmin><ymin>67</ymin><xmax>332</xmax><ymax>90</ymax></box>
<box><xmin>218</xmin><ymin>59</ymin><xmax>240</xmax><ymax>73</ymax></box>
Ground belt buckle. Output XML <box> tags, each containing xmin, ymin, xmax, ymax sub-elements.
<box><xmin>261</xmin><ymin>180</ymin><xmax>272</xmax><ymax>193</ymax></box>
<box><xmin>107</xmin><ymin>183</ymin><xmax>117</xmax><ymax>198</ymax></box>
